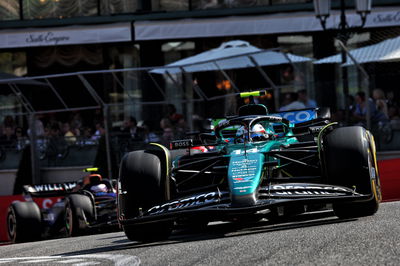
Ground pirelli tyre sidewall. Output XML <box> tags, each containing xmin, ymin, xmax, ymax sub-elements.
<box><xmin>8</xmin><ymin>201</ymin><xmax>41</xmax><ymax>243</ymax></box>
<box><xmin>118</xmin><ymin>144</ymin><xmax>173</xmax><ymax>242</ymax></box>
<box><xmin>322</xmin><ymin>126</ymin><xmax>381</xmax><ymax>218</ymax></box>
<box><xmin>6</xmin><ymin>206</ymin><xmax>16</xmax><ymax>243</ymax></box>
<box><xmin>63</xmin><ymin>198</ymin><xmax>74</xmax><ymax>237</ymax></box>
<box><xmin>67</xmin><ymin>194</ymin><xmax>94</xmax><ymax>236</ymax></box>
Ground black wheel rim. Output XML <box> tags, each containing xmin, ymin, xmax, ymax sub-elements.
<box><xmin>7</xmin><ymin>208</ymin><xmax>16</xmax><ymax>242</ymax></box>
<box><xmin>368</xmin><ymin>150</ymin><xmax>381</xmax><ymax>202</ymax></box>
<box><xmin>65</xmin><ymin>204</ymin><xmax>73</xmax><ymax>237</ymax></box>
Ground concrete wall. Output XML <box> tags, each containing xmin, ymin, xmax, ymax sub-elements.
<box><xmin>40</xmin><ymin>166</ymin><xmax>91</xmax><ymax>183</ymax></box>
<box><xmin>0</xmin><ymin>166</ymin><xmax>92</xmax><ymax>196</ymax></box>
<box><xmin>0</xmin><ymin>170</ymin><xmax>17</xmax><ymax>196</ymax></box>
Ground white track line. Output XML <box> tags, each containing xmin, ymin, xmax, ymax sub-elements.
<box><xmin>0</xmin><ymin>254</ymin><xmax>140</xmax><ymax>266</ymax></box>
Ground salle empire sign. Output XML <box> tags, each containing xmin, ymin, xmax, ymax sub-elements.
<box><xmin>0</xmin><ymin>23</ymin><xmax>131</xmax><ymax>48</ymax></box>
<box><xmin>373</xmin><ymin>11</ymin><xmax>400</xmax><ymax>24</ymax></box>
<box><xmin>25</xmin><ymin>32</ymin><xmax>70</xmax><ymax>45</ymax></box>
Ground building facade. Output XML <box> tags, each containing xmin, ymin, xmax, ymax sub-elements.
<box><xmin>2</xmin><ymin>1</ymin><xmax>400</xmax><ymax>115</ymax></box>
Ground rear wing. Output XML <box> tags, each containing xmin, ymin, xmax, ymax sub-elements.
<box><xmin>24</xmin><ymin>182</ymin><xmax>78</xmax><ymax>197</ymax></box>
<box><xmin>170</xmin><ymin>107</ymin><xmax>331</xmax><ymax>149</ymax></box>
<box><xmin>273</xmin><ymin>108</ymin><xmax>332</xmax><ymax>136</ymax></box>
<box><xmin>270</xmin><ymin>108</ymin><xmax>330</xmax><ymax>124</ymax></box>
<box><xmin>210</xmin><ymin>108</ymin><xmax>331</xmax><ymax>138</ymax></box>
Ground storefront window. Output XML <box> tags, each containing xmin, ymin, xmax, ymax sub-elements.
<box><xmin>4</xmin><ymin>0</ymin><xmax>313</xmax><ymax>20</ymax></box>
<box><xmin>155</xmin><ymin>0</ymin><xmax>308</xmax><ymax>11</ymax></box>
<box><xmin>191</xmin><ymin>0</ymin><xmax>222</xmax><ymax>9</ymax></box>
<box><xmin>9</xmin><ymin>0</ymin><xmax>313</xmax><ymax>19</ymax></box>
<box><xmin>191</xmin><ymin>0</ymin><xmax>259</xmax><ymax>9</ymax></box>
<box><xmin>105</xmin><ymin>45</ymin><xmax>142</xmax><ymax>124</ymax></box>
<box><xmin>22</xmin><ymin>0</ymin><xmax>97</xmax><ymax>19</ymax></box>
<box><xmin>162</xmin><ymin>41</ymin><xmax>196</xmax><ymax>116</ymax></box>
<box><xmin>156</xmin><ymin>0</ymin><xmax>189</xmax><ymax>11</ymax></box>
<box><xmin>271</xmin><ymin>0</ymin><xmax>309</xmax><ymax>4</ymax></box>
<box><xmin>100</xmin><ymin>0</ymin><xmax>137</xmax><ymax>15</ymax></box>
<box><xmin>0</xmin><ymin>51</ymin><xmax>26</xmax><ymax>148</ymax></box>
<box><xmin>0</xmin><ymin>52</ymin><xmax>27</xmax><ymax>77</ymax></box>
<box><xmin>0</xmin><ymin>0</ymin><xmax>19</xmax><ymax>20</ymax></box>
<box><xmin>277</xmin><ymin>35</ymin><xmax>314</xmax><ymax>99</ymax></box>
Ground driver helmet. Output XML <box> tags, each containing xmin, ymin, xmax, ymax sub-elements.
<box><xmin>90</xmin><ymin>183</ymin><xmax>108</xmax><ymax>193</ymax></box>
<box><xmin>251</xmin><ymin>124</ymin><xmax>269</xmax><ymax>141</ymax></box>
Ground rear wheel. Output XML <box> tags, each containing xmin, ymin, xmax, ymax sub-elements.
<box><xmin>322</xmin><ymin>126</ymin><xmax>381</xmax><ymax>219</ymax></box>
<box><xmin>67</xmin><ymin>194</ymin><xmax>94</xmax><ymax>236</ymax></box>
<box><xmin>6</xmin><ymin>206</ymin><xmax>17</xmax><ymax>243</ymax></box>
<box><xmin>7</xmin><ymin>201</ymin><xmax>41</xmax><ymax>243</ymax></box>
<box><xmin>118</xmin><ymin>146</ymin><xmax>173</xmax><ymax>242</ymax></box>
<box><xmin>63</xmin><ymin>200</ymin><xmax>74</xmax><ymax>237</ymax></box>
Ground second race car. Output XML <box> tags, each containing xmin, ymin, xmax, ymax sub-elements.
<box><xmin>6</xmin><ymin>168</ymin><xmax>118</xmax><ymax>243</ymax></box>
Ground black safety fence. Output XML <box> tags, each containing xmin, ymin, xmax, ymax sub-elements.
<box><xmin>0</xmin><ymin>47</ymin><xmax>317</xmax><ymax>190</ymax></box>
<box><xmin>313</xmin><ymin>32</ymin><xmax>400</xmax><ymax>152</ymax></box>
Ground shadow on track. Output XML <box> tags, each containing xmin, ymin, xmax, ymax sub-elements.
<box><xmin>56</xmin><ymin>210</ymin><xmax>357</xmax><ymax>257</ymax></box>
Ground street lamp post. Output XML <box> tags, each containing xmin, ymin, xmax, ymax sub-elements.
<box><xmin>313</xmin><ymin>0</ymin><xmax>371</xmax><ymax>124</ymax></box>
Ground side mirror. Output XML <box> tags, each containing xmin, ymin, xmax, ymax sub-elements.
<box><xmin>199</xmin><ymin>133</ymin><xmax>218</xmax><ymax>145</ymax></box>
<box><xmin>317</xmin><ymin>107</ymin><xmax>331</xmax><ymax>120</ymax></box>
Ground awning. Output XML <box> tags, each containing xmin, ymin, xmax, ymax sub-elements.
<box><xmin>314</xmin><ymin>35</ymin><xmax>400</xmax><ymax>66</ymax></box>
<box><xmin>0</xmin><ymin>22</ymin><xmax>132</xmax><ymax>49</ymax></box>
<box><xmin>150</xmin><ymin>40</ymin><xmax>312</xmax><ymax>74</ymax></box>
<box><xmin>135</xmin><ymin>7</ymin><xmax>400</xmax><ymax>41</ymax></box>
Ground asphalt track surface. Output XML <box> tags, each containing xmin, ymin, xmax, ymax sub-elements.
<box><xmin>1</xmin><ymin>201</ymin><xmax>399</xmax><ymax>266</ymax></box>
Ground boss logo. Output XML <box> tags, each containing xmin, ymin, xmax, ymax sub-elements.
<box><xmin>170</xmin><ymin>139</ymin><xmax>193</xmax><ymax>149</ymax></box>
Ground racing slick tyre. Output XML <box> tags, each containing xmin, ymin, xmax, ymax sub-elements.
<box><xmin>322</xmin><ymin>126</ymin><xmax>381</xmax><ymax>219</ymax></box>
<box><xmin>62</xmin><ymin>199</ymin><xmax>74</xmax><ymax>237</ymax></box>
<box><xmin>7</xmin><ymin>201</ymin><xmax>41</xmax><ymax>243</ymax></box>
<box><xmin>67</xmin><ymin>194</ymin><xmax>94</xmax><ymax>236</ymax></box>
<box><xmin>119</xmin><ymin>147</ymin><xmax>173</xmax><ymax>242</ymax></box>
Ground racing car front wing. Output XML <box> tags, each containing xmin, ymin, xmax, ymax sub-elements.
<box><xmin>119</xmin><ymin>183</ymin><xmax>374</xmax><ymax>226</ymax></box>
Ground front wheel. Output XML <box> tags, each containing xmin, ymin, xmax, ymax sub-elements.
<box><xmin>333</xmin><ymin>148</ymin><xmax>380</xmax><ymax>218</ymax></box>
<box><xmin>118</xmin><ymin>146</ymin><xmax>173</xmax><ymax>242</ymax></box>
<box><xmin>322</xmin><ymin>126</ymin><xmax>381</xmax><ymax>219</ymax></box>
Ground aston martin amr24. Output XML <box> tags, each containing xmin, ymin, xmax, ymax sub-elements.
<box><xmin>117</xmin><ymin>91</ymin><xmax>381</xmax><ymax>242</ymax></box>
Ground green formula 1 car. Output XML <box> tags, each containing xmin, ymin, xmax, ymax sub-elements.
<box><xmin>117</xmin><ymin>91</ymin><xmax>381</xmax><ymax>242</ymax></box>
